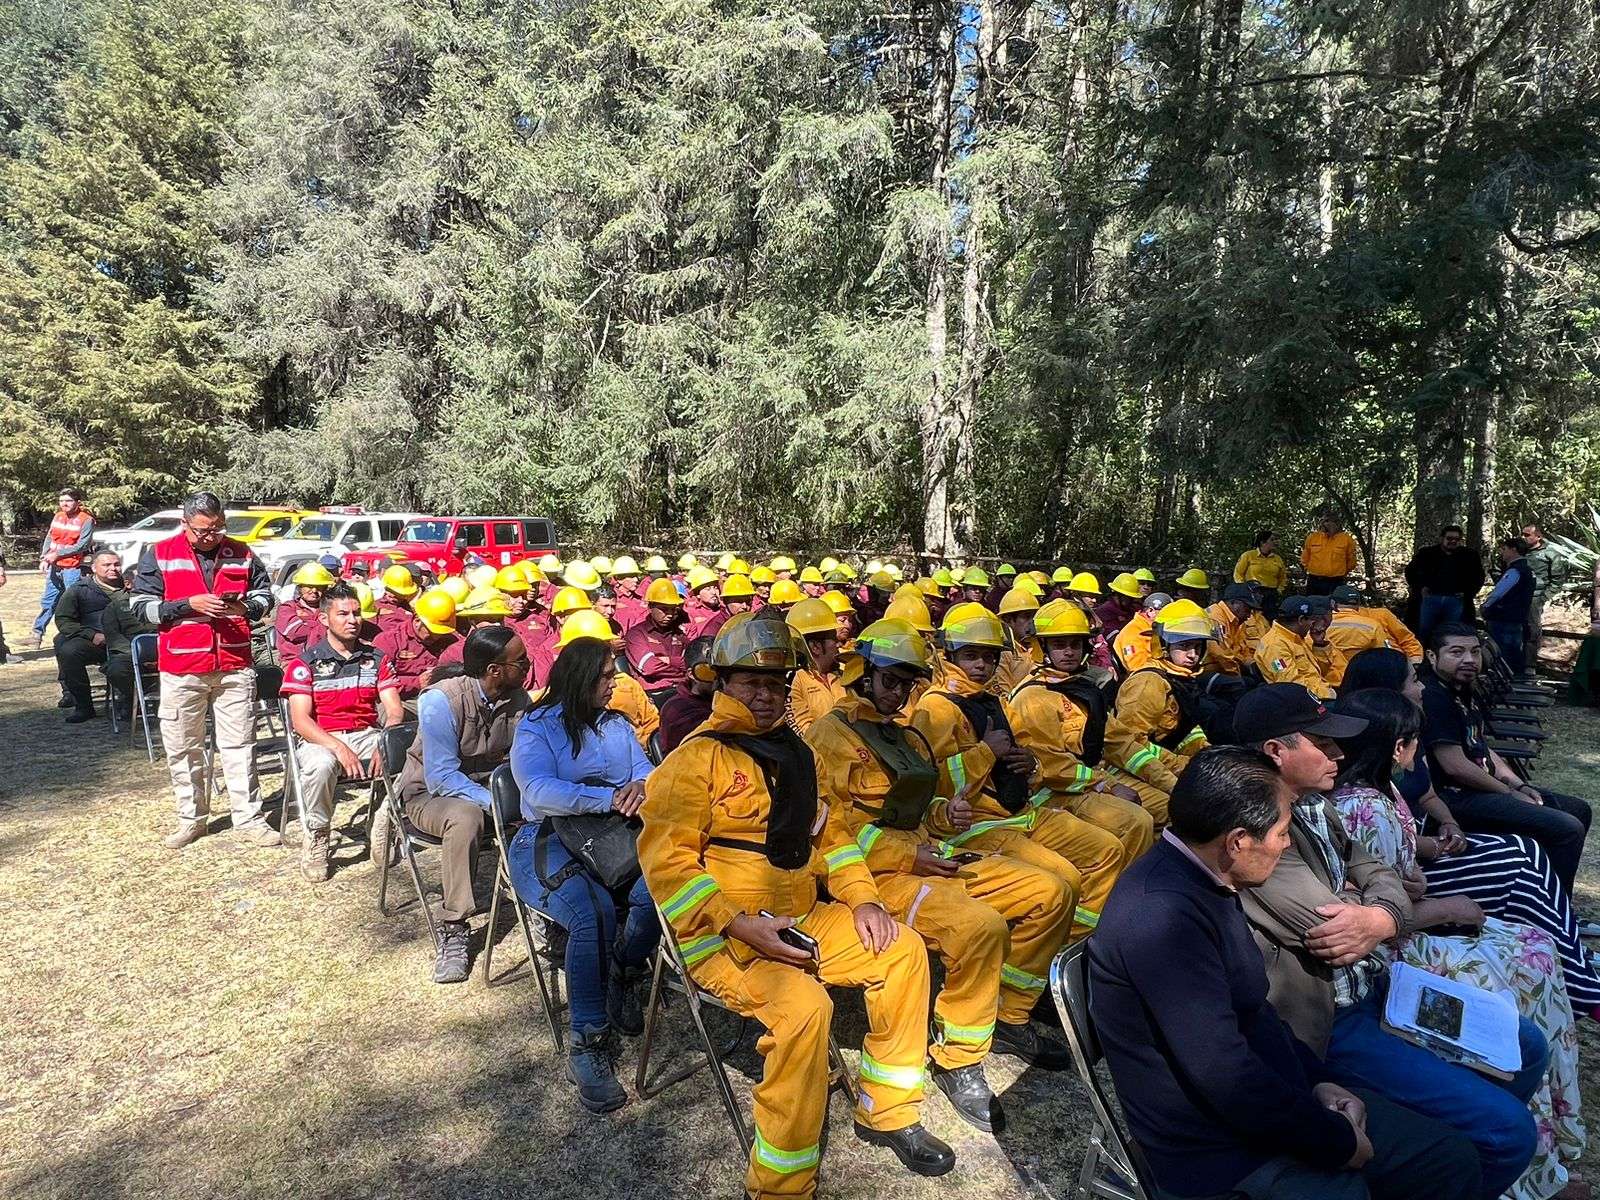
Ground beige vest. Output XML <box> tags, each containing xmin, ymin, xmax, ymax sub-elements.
<box><xmin>395</xmin><ymin>674</ymin><xmax>530</xmax><ymax>808</ymax></box>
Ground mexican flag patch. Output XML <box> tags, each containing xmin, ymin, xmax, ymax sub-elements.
<box><xmin>1271</xmin><ymin>657</ymin><xmax>1288</xmax><ymax>672</ymax></box>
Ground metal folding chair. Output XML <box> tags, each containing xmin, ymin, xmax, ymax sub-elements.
<box><xmin>1049</xmin><ymin>942</ymin><xmax>1157</xmax><ymax>1200</ymax></box>
<box><xmin>635</xmin><ymin>911</ymin><xmax>858</xmax><ymax>1155</ymax></box>
<box><xmin>129</xmin><ymin>634</ymin><xmax>159</xmax><ymax>762</ymax></box>
<box><xmin>372</xmin><ymin>724</ymin><xmax>443</xmax><ymax>951</ymax></box>
<box><xmin>483</xmin><ymin>765</ymin><xmax>568</xmax><ymax>1049</ymax></box>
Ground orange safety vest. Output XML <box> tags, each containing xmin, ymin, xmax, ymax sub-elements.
<box><xmin>47</xmin><ymin>507</ymin><xmax>94</xmax><ymax>568</ymax></box>
<box><xmin>154</xmin><ymin>532</ymin><xmax>255</xmax><ymax>674</ymax></box>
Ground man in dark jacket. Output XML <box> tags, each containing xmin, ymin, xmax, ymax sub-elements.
<box><xmin>1403</xmin><ymin>525</ymin><xmax>1486</xmax><ymax>641</ymax></box>
<box><xmin>1481</xmin><ymin>537</ymin><xmax>1535</xmax><ymax>674</ymax></box>
<box><xmin>102</xmin><ymin>565</ymin><xmax>158</xmax><ymax>719</ymax></box>
<box><xmin>1091</xmin><ymin>745</ymin><xmax>1480</xmax><ymax>1200</ymax></box>
<box><xmin>53</xmin><ymin>549</ymin><xmax>125</xmax><ymax>722</ymax></box>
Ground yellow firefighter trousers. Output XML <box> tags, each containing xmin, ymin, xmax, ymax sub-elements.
<box><xmin>691</xmin><ymin>901</ymin><xmax>931</xmax><ymax>1200</ymax></box>
<box><xmin>1100</xmin><ymin>766</ymin><xmax>1171</xmax><ymax>828</ymax></box>
<box><xmin>1050</xmin><ymin>784</ymin><xmax>1155</xmax><ymax>863</ymax></box>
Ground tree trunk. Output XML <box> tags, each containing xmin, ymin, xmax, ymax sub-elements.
<box><xmin>1412</xmin><ymin>388</ymin><xmax>1467</xmax><ymax>550</ymax></box>
<box><xmin>1465</xmin><ymin>388</ymin><xmax>1499</xmax><ymax>548</ymax></box>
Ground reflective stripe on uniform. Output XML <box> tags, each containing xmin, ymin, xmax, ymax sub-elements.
<box><xmin>860</xmin><ymin>1052</ymin><xmax>927</xmax><ymax>1091</ymax></box>
<box><xmin>1064</xmin><ymin>762</ymin><xmax>1094</xmax><ymax>793</ymax></box>
<box><xmin>937</xmin><ymin>1016</ymin><xmax>996</xmax><ymax>1046</ymax></box>
<box><xmin>661</xmin><ymin>872</ymin><xmax>719</xmax><ymax>924</ymax></box>
<box><xmin>946</xmin><ymin>753</ymin><xmax>968</xmax><ymax>794</ymax></box>
<box><xmin>1000</xmin><ymin>963</ymin><xmax>1047</xmax><ymax>993</ymax></box>
<box><xmin>754</xmin><ymin>1130</ymin><xmax>820</xmax><ymax>1175</ymax></box>
<box><xmin>824</xmin><ymin>843</ymin><xmax>865</xmax><ymax>873</ymax></box>
<box><xmin>1075</xmin><ymin>905</ymin><xmax>1100</xmax><ymax>929</ymax></box>
<box><xmin>1178</xmin><ymin>727</ymin><xmax>1206</xmax><ymax>751</ymax></box>
<box><xmin>857</xmin><ymin>824</ymin><xmax>884</xmax><ymax>854</ymax></box>
<box><xmin>1126</xmin><ymin>745</ymin><xmax>1159</xmax><ymax>774</ymax></box>
<box><xmin>678</xmin><ymin>933</ymin><xmax>725</xmax><ymax>966</ymax></box>
<box><xmin>937</xmin><ymin>810</ymin><xmax>1035</xmax><ymax>854</ymax></box>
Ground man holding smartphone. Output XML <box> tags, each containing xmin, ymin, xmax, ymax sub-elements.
<box><xmin>134</xmin><ymin>491</ymin><xmax>279</xmax><ymax>850</ymax></box>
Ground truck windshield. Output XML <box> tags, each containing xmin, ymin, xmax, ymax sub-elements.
<box><xmin>398</xmin><ymin>520</ymin><xmax>451</xmax><ymax>544</ymax></box>
<box><xmin>288</xmin><ymin>518</ymin><xmax>340</xmax><ymax>540</ymax></box>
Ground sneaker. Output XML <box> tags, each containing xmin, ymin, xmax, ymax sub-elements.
<box><xmin>931</xmin><ymin>1062</ymin><xmax>1004</xmax><ymax>1133</ymax></box>
<box><xmin>567</xmin><ymin>1027</ymin><xmax>627</xmax><ymax>1113</ymax></box>
<box><xmin>433</xmin><ymin>921</ymin><xmax>471</xmax><ymax>984</ymax></box>
<box><xmin>300</xmin><ymin>828</ymin><xmax>331</xmax><ymax>882</ymax></box>
<box><xmin>163</xmin><ymin>819</ymin><xmax>207</xmax><ymax>849</ymax></box>
<box><xmin>606</xmin><ymin>956</ymin><xmax>645</xmax><ymax>1036</ymax></box>
<box><xmin>368</xmin><ymin>801</ymin><xmax>397</xmax><ymax>868</ymax></box>
<box><xmin>853</xmin><ymin>1122</ymin><xmax>955</xmax><ymax>1177</ymax></box>
<box><xmin>991</xmin><ymin>1020</ymin><xmax>1072</xmax><ymax>1070</ymax></box>
<box><xmin>235</xmin><ymin>821</ymin><xmax>283</xmax><ymax>848</ymax></box>
<box><xmin>65</xmin><ymin>708</ymin><xmax>96</xmax><ymax>724</ymax></box>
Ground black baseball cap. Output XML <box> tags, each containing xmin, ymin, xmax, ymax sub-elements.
<box><xmin>1280</xmin><ymin>595</ymin><xmax>1331</xmax><ymax>620</ymax></box>
<box><xmin>1233</xmin><ymin>683</ymin><xmax>1368</xmax><ymax>743</ymax></box>
<box><xmin>1331</xmin><ymin>585</ymin><xmax>1363</xmax><ymax>604</ymax></box>
<box><xmin>1222</xmin><ymin>582</ymin><xmax>1260</xmax><ymax>607</ymax></box>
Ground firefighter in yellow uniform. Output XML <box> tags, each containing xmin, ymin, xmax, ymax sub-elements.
<box><xmin>912</xmin><ymin>604</ymin><xmax>1124</xmax><ymax>936</ymax></box>
<box><xmin>1010</xmin><ymin>600</ymin><xmax>1167</xmax><ymax>837</ymax></box>
<box><xmin>640</xmin><ymin>615</ymin><xmax>954</xmax><ymax>1198</ymax></box>
<box><xmin>884</xmin><ymin>589</ymin><xmax>947</xmax><ymax>695</ymax></box>
<box><xmin>1205</xmin><ymin>584</ymin><xmax>1260</xmax><ymax>676</ymax></box>
<box><xmin>785</xmin><ymin>598</ymin><xmax>846</xmax><ymax>736</ymax></box>
<box><xmin>1104</xmin><ymin>600</ymin><xmax>1213</xmax><ymax>800</ymax></box>
<box><xmin>1256</xmin><ymin>595</ymin><xmax>1341</xmax><ymax>699</ymax></box>
<box><xmin>1347</xmin><ymin>594</ymin><xmax>1422</xmax><ymax>661</ymax></box>
<box><xmin>1324</xmin><ymin>585</ymin><xmax>1394</xmax><ymax>684</ymax></box>
<box><xmin>1111</xmin><ymin>592</ymin><xmax>1171</xmax><ymax>674</ymax></box>
<box><xmin>807</xmin><ymin>619</ymin><xmax>1073</xmax><ymax>1133</ymax></box>
<box><xmin>994</xmin><ymin>585</ymin><xmax>1043</xmax><ymax>695</ymax></box>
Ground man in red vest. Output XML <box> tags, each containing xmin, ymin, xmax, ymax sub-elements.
<box><xmin>27</xmin><ymin>486</ymin><xmax>96</xmax><ymax>647</ymax></box>
<box><xmin>132</xmin><ymin>492</ymin><xmax>279</xmax><ymax>850</ymax></box>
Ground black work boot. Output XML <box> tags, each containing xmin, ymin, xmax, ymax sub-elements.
<box><xmin>853</xmin><ymin>1122</ymin><xmax>955</xmax><ymax>1177</ymax></box>
<box><xmin>567</xmin><ymin>1026</ymin><xmax>627</xmax><ymax>1113</ymax></box>
<box><xmin>432</xmin><ymin>921</ymin><xmax>471</xmax><ymax>984</ymax></box>
<box><xmin>991</xmin><ymin>1020</ymin><xmax>1071</xmax><ymax>1070</ymax></box>
<box><xmin>931</xmin><ymin>1061</ymin><xmax>1004</xmax><ymax>1133</ymax></box>
<box><xmin>65</xmin><ymin>707</ymin><xmax>97</xmax><ymax>724</ymax></box>
<box><xmin>605</xmin><ymin>955</ymin><xmax>645</xmax><ymax>1036</ymax></box>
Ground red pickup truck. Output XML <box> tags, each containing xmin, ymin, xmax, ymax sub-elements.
<box><xmin>342</xmin><ymin>515</ymin><xmax>559</xmax><ymax>577</ymax></box>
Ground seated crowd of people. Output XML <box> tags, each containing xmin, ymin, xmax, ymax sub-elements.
<box><xmin>25</xmin><ymin>490</ymin><xmax>1598</xmax><ymax>1200</ymax></box>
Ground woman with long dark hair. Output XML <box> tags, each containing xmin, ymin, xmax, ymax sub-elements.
<box><xmin>509</xmin><ymin>635</ymin><xmax>658</xmax><ymax>1114</ymax></box>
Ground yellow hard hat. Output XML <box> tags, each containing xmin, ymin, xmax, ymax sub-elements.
<box><xmin>884</xmin><ymin>591</ymin><xmax>935</xmax><ymax>634</ymax></box>
<box><xmin>841</xmin><ymin>617</ymin><xmax>935</xmax><ymax>687</ymax></box>
<box><xmin>819</xmin><ymin>556</ymin><xmax>840</xmax><ymax>573</ymax></box>
<box><xmin>494</xmin><ymin>565</ymin><xmax>530</xmax><ymax>594</ymax></box>
<box><xmin>466</xmin><ymin>564</ymin><xmax>498</xmax><ymax>590</ymax></box>
<box><xmin>835</xmin><ymin>563</ymin><xmax>858</xmax><ymax>580</ymax></box>
<box><xmin>557</xmin><ymin>609</ymin><xmax>616</xmax><ymax>648</ymax></box>
<box><xmin>1133</xmin><ymin>567</ymin><xmax>1157</xmax><ymax>584</ymax></box>
<box><xmin>710</xmin><ymin>612</ymin><xmax>797</xmax><ymax>673</ymax></box>
<box><xmin>686</xmin><ymin>565</ymin><xmax>719</xmax><ymax>591</ymax></box>
<box><xmin>1069</xmin><ymin>571</ymin><xmax>1102</xmax><ymax>596</ymax></box>
<box><xmin>413</xmin><ymin>588</ymin><xmax>458</xmax><ymax>635</ymax></box>
<box><xmin>380</xmin><ymin>563</ymin><xmax>418</xmax><ymax>597</ymax></box>
<box><xmin>1108</xmin><ymin>572</ymin><xmax>1142</xmax><ymax>599</ymax></box>
<box><xmin>1015</xmin><ymin>575</ymin><xmax>1044</xmax><ymax>597</ymax></box>
<box><xmin>882</xmin><ymin>563</ymin><xmax>902</xmax><ymax>581</ymax></box>
<box><xmin>893</xmin><ymin>582</ymin><xmax>923</xmax><ymax>602</ymax></box>
<box><xmin>645</xmin><ymin>578</ymin><xmax>684</xmax><ymax>606</ymax></box>
<box><xmin>916</xmin><ymin>577</ymin><xmax>942</xmax><ymax>598</ymax></box>
<box><xmin>440</xmin><ymin>576</ymin><xmax>472</xmax><ymax>603</ymax></box>
<box><xmin>721</xmin><ymin>573</ymin><xmax>755</xmax><ymax>599</ymax></box>
<box><xmin>677</xmin><ymin>553</ymin><xmax>700</xmax><ymax>571</ymax></box>
<box><xmin>292</xmin><ymin>562</ymin><xmax>337</xmax><ymax>588</ymax></box>
<box><xmin>770</xmin><ymin>555</ymin><xmax>798</xmax><ymax>574</ymax></box>
<box><xmin>516</xmin><ymin>559</ymin><xmax>547</xmax><ymax>585</ymax></box>
<box><xmin>551</xmin><ymin>586</ymin><xmax>593</xmax><ymax>616</ymax></box>
<box><xmin>537</xmin><ymin>553</ymin><xmax>564</xmax><ymax>574</ymax></box>
<box><xmin>942</xmin><ymin>602</ymin><xmax>1005</xmax><ymax>650</ymax></box>
<box><xmin>1155</xmin><ymin>598</ymin><xmax>1215</xmax><ymax>644</ymax></box>
<box><xmin>867</xmin><ymin>570</ymin><xmax>895</xmax><ymax>591</ymax></box>
<box><xmin>996</xmin><ymin>563</ymin><xmax>1017</xmax><ymax>577</ymax></box>
<box><xmin>590</xmin><ymin>554</ymin><xmax>613</xmax><ymax>575</ymax></box>
<box><xmin>750</xmin><ymin>565</ymin><xmax>777</xmax><ymax>584</ymax></box>
<box><xmin>769</xmin><ymin>578</ymin><xmax>804</xmax><ymax>606</ymax></box>
<box><xmin>998</xmin><ymin>586</ymin><xmax>1041</xmax><ymax>616</ymax></box>
<box><xmin>1035</xmin><ymin>598</ymin><xmax>1091</xmax><ymax>638</ymax></box>
<box><xmin>865</xmin><ymin>559</ymin><xmax>884</xmax><ymax>574</ymax></box>
<box><xmin>351</xmin><ymin>581</ymin><xmax>379</xmax><ymax>620</ymax></box>
<box><xmin>799</xmin><ymin>565</ymin><xmax>824</xmax><ymax>584</ymax></box>
<box><xmin>1027</xmin><ymin>570</ymin><xmax>1050</xmax><ymax>586</ymax></box>
<box><xmin>1176</xmin><ymin>568</ymin><xmax>1210</xmax><ymax>590</ymax></box>
<box><xmin>715</xmin><ymin>552</ymin><xmax>737</xmax><ymax>571</ymax></box>
<box><xmin>729</xmin><ymin>557</ymin><xmax>751</xmax><ymax>575</ymax></box>
<box><xmin>1050</xmin><ymin>566</ymin><xmax>1074</xmax><ymax>584</ymax></box>
<box><xmin>963</xmin><ymin>566</ymin><xmax>991</xmax><ymax>588</ymax></box>
<box><xmin>643</xmin><ymin>554</ymin><xmax>669</xmax><ymax>574</ymax></box>
<box><xmin>611</xmin><ymin>554</ymin><xmax>640</xmax><ymax>577</ymax></box>
<box><xmin>459</xmin><ymin>588</ymin><xmax>511</xmax><ymax>619</ymax></box>
<box><xmin>950</xmin><ymin>567</ymin><xmax>967</xmax><ymax>585</ymax></box>
<box><xmin>564</xmin><ymin>560</ymin><xmax>602</xmax><ymax>591</ymax></box>
<box><xmin>821</xmin><ymin>590</ymin><xmax>854</xmax><ymax>615</ymax></box>
<box><xmin>786</xmin><ymin>597</ymin><xmax>837</xmax><ymax>637</ymax></box>
<box><xmin>932</xmin><ymin>568</ymin><xmax>955</xmax><ymax>587</ymax></box>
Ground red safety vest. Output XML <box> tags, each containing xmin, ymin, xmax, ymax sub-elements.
<box><xmin>154</xmin><ymin>532</ymin><xmax>255</xmax><ymax>674</ymax></box>
<box><xmin>47</xmin><ymin>507</ymin><xmax>94</xmax><ymax>569</ymax></box>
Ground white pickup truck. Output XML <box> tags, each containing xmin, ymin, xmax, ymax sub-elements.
<box><xmin>252</xmin><ymin>507</ymin><xmax>426</xmax><ymax>584</ymax></box>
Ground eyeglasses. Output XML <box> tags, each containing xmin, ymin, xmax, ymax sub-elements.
<box><xmin>186</xmin><ymin>521</ymin><xmax>225</xmax><ymax>539</ymax></box>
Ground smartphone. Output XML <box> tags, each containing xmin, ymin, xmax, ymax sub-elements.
<box><xmin>945</xmin><ymin>852</ymin><xmax>983</xmax><ymax>866</ymax></box>
<box><xmin>759</xmin><ymin>909</ymin><xmax>819</xmax><ymax>958</ymax></box>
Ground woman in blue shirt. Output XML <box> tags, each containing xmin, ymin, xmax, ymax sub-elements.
<box><xmin>510</xmin><ymin>635</ymin><xmax>658</xmax><ymax>1113</ymax></box>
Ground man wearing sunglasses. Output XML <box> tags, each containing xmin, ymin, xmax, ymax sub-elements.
<box><xmin>133</xmin><ymin>492</ymin><xmax>279</xmax><ymax>850</ymax></box>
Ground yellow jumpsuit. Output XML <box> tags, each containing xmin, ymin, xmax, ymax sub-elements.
<box><xmin>1256</xmin><ymin>622</ymin><xmax>1339</xmax><ymax>699</ymax></box>
<box><xmin>1324</xmin><ymin>612</ymin><xmax>1387</xmax><ymax>685</ymax></box>
<box><xmin>1205</xmin><ymin>602</ymin><xmax>1255</xmax><ymax>676</ymax></box>
<box><xmin>993</xmin><ymin>638</ymin><xmax>1043</xmax><ymax>697</ymax></box>
<box><xmin>1242</xmin><ymin>610</ymin><xmax>1270</xmax><ymax>659</ymax></box>
<box><xmin>1112</xmin><ymin>611</ymin><xmax>1156</xmax><ymax>674</ymax></box>
<box><xmin>1362</xmin><ymin>605</ymin><xmax>1423</xmax><ymax>660</ymax></box>
<box><xmin>788</xmin><ymin>667</ymin><xmax>846</xmax><ymax>737</ymax></box>
<box><xmin>1009</xmin><ymin>668</ymin><xmax>1164</xmax><ymax>843</ymax></box>
<box><xmin>641</xmin><ymin>692</ymin><xmax>933</xmax><ymax>1200</ymax></box>
<box><xmin>911</xmin><ymin>671</ymin><xmax>1122</xmax><ymax>936</ymax></box>
<box><xmin>610</xmin><ymin>671</ymin><xmax>661</xmax><ymax>747</ymax></box>
<box><xmin>1104</xmin><ymin>663</ymin><xmax>1209</xmax><ymax>800</ymax></box>
<box><xmin>808</xmin><ymin>694</ymin><xmax>1073</xmax><ymax>1057</ymax></box>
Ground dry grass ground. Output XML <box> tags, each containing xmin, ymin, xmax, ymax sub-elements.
<box><xmin>1</xmin><ymin>577</ymin><xmax>1599</xmax><ymax>1200</ymax></box>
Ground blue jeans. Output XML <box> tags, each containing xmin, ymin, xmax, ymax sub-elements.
<box><xmin>1323</xmin><ymin>990</ymin><xmax>1543</xmax><ymax>1200</ymax></box>
<box><xmin>1418</xmin><ymin>595</ymin><xmax>1463</xmax><ymax>645</ymax></box>
<box><xmin>34</xmin><ymin>565</ymin><xmax>81</xmax><ymax>636</ymax></box>
<box><xmin>508</xmin><ymin>821</ymin><xmax>659</xmax><ymax>1034</ymax></box>
<box><xmin>1485</xmin><ymin>619</ymin><xmax>1526</xmax><ymax>674</ymax></box>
